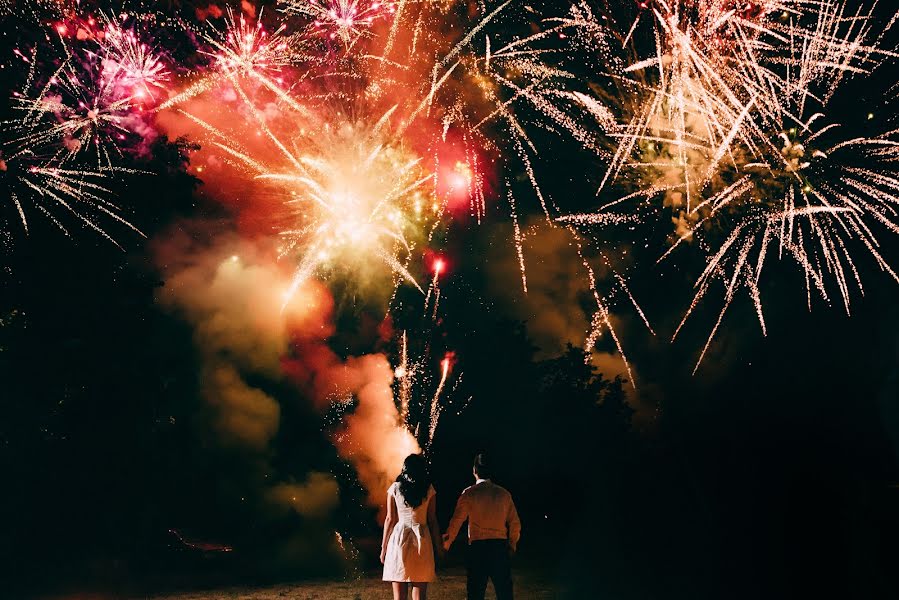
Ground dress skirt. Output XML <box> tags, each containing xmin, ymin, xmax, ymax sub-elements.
<box><xmin>382</xmin><ymin>521</ymin><xmax>436</xmax><ymax>582</ymax></box>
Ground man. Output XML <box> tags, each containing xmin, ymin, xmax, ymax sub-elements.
<box><xmin>443</xmin><ymin>453</ymin><xmax>521</xmax><ymax>600</ymax></box>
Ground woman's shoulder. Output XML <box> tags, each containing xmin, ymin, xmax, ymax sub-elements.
<box><xmin>427</xmin><ymin>484</ymin><xmax>436</xmax><ymax>498</ymax></box>
<box><xmin>388</xmin><ymin>481</ymin><xmax>400</xmax><ymax>495</ymax></box>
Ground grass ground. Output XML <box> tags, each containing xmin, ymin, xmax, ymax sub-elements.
<box><xmin>143</xmin><ymin>569</ymin><xmax>558</xmax><ymax>600</ymax></box>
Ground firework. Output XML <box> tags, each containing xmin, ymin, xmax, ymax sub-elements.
<box><xmin>2</xmin><ymin>13</ymin><xmax>153</xmax><ymax>241</ymax></box>
<box><xmin>391</xmin><ymin>332</ymin><xmax>464</xmax><ymax>451</ymax></box>
<box><xmin>9</xmin><ymin>62</ymin><xmax>142</xmax><ymax>168</ymax></box>
<box><xmin>1</xmin><ymin>148</ymin><xmax>143</xmax><ymax>242</ymax></box>
<box><xmin>6</xmin><ymin>8</ymin><xmax>171</xmax><ymax>171</ymax></box>
<box><xmin>278</xmin><ymin>0</ymin><xmax>395</xmax><ymax>48</ymax></box>
<box><xmin>204</xmin><ymin>8</ymin><xmax>296</xmax><ymax>77</ymax></box>
<box><xmin>580</xmin><ymin>1</ymin><xmax>895</xmax><ymax>202</ymax></box>
<box><xmin>428</xmin><ymin>353</ymin><xmax>452</xmax><ymax>448</ymax></box>
<box><xmin>183</xmin><ymin>101</ymin><xmax>440</xmax><ymax>298</ymax></box>
<box><xmin>422</xmin><ymin>256</ymin><xmax>444</xmax><ymax>319</ymax></box>
<box><xmin>586</xmin><ymin>1</ymin><xmax>789</xmax><ymax>204</ymax></box>
<box><xmin>169</xmin><ymin>0</ymin><xmax>597</xmax><ymax>293</ymax></box>
<box><xmin>563</xmin><ymin>0</ymin><xmax>899</xmax><ymax>368</ymax></box>
<box><xmin>160</xmin><ymin>7</ymin><xmax>308</xmax><ymax>111</ymax></box>
<box><xmin>395</xmin><ymin>330</ymin><xmax>414</xmax><ymax>425</ymax></box>
<box><xmin>96</xmin><ymin>12</ymin><xmax>170</xmax><ymax>102</ymax></box>
<box><xmin>274</xmin><ymin>117</ymin><xmax>435</xmax><ymax>296</ymax></box>
<box><xmin>666</xmin><ymin>107</ymin><xmax>899</xmax><ymax>371</ymax></box>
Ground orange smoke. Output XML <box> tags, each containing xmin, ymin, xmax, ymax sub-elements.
<box><xmin>154</xmin><ymin>226</ymin><xmax>416</xmax><ymax>516</ymax></box>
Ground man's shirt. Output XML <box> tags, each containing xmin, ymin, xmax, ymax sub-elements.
<box><xmin>445</xmin><ymin>479</ymin><xmax>521</xmax><ymax>549</ymax></box>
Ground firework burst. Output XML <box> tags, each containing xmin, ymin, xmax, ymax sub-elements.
<box><xmin>563</xmin><ymin>0</ymin><xmax>899</xmax><ymax>369</ymax></box>
<box><xmin>182</xmin><ymin>101</ymin><xmax>441</xmax><ymax>299</ymax></box>
<box><xmin>2</xmin><ymin>13</ymin><xmax>154</xmax><ymax>241</ymax></box>
<box><xmin>1</xmin><ymin>147</ymin><xmax>143</xmax><ymax>242</ymax></box>
<box><xmin>95</xmin><ymin>12</ymin><xmax>170</xmax><ymax>102</ymax></box>
<box><xmin>666</xmin><ymin>107</ymin><xmax>899</xmax><ymax>370</ymax></box>
<box><xmin>159</xmin><ymin>7</ymin><xmax>309</xmax><ymax>111</ymax></box>
<box><xmin>9</xmin><ymin>63</ymin><xmax>140</xmax><ymax>168</ymax></box>
<box><xmin>278</xmin><ymin>0</ymin><xmax>396</xmax><ymax>48</ymax></box>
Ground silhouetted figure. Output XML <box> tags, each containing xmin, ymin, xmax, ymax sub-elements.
<box><xmin>443</xmin><ymin>453</ymin><xmax>521</xmax><ymax>600</ymax></box>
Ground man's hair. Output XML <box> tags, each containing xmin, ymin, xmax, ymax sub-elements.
<box><xmin>473</xmin><ymin>453</ymin><xmax>493</xmax><ymax>479</ymax></box>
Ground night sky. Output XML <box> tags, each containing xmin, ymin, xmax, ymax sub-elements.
<box><xmin>1</xmin><ymin>1</ymin><xmax>898</xmax><ymax>599</ymax></box>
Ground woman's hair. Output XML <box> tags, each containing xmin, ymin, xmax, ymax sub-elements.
<box><xmin>396</xmin><ymin>454</ymin><xmax>430</xmax><ymax>508</ymax></box>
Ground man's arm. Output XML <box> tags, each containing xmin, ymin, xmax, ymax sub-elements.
<box><xmin>506</xmin><ymin>495</ymin><xmax>521</xmax><ymax>553</ymax></box>
<box><xmin>442</xmin><ymin>492</ymin><xmax>469</xmax><ymax>550</ymax></box>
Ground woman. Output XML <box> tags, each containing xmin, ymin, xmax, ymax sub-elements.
<box><xmin>381</xmin><ymin>453</ymin><xmax>442</xmax><ymax>600</ymax></box>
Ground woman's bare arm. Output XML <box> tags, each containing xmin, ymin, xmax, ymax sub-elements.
<box><xmin>381</xmin><ymin>489</ymin><xmax>399</xmax><ymax>563</ymax></box>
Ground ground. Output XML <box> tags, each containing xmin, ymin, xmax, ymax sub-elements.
<box><xmin>143</xmin><ymin>569</ymin><xmax>557</xmax><ymax>600</ymax></box>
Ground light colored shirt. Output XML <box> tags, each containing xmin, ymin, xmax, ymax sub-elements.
<box><xmin>445</xmin><ymin>479</ymin><xmax>521</xmax><ymax>549</ymax></box>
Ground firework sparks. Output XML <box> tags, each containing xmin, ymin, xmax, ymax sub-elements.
<box><xmin>205</xmin><ymin>8</ymin><xmax>296</xmax><ymax>77</ymax></box>
<box><xmin>168</xmin><ymin>0</ymin><xmax>607</xmax><ymax>300</ymax></box>
<box><xmin>183</xmin><ymin>102</ymin><xmax>439</xmax><ymax>299</ymax></box>
<box><xmin>159</xmin><ymin>7</ymin><xmax>307</xmax><ymax>111</ymax></box>
<box><xmin>96</xmin><ymin>12</ymin><xmax>170</xmax><ymax>102</ymax></box>
<box><xmin>423</xmin><ymin>256</ymin><xmax>445</xmax><ymax>319</ymax></box>
<box><xmin>10</xmin><ymin>65</ymin><xmax>139</xmax><ymax>168</ymax></box>
<box><xmin>395</xmin><ymin>330</ymin><xmax>414</xmax><ymax>425</ymax></box>
<box><xmin>8</xmin><ymin>15</ymin><xmax>163</xmax><ymax>173</ymax></box>
<box><xmin>274</xmin><ymin>118</ymin><xmax>436</xmax><ymax>297</ymax></box>
<box><xmin>563</xmin><ymin>0</ymin><xmax>899</xmax><ymax>369</ymax></box>
<box><xmin>428</xmin><ymin>352</ymin><xmax>453</xmax><ymax>449</ymax></box>
<box><xmin>1</xmin><ymin>148</ymin><xmax>143</xmax><ymax>242</ymax></box>
<box><xmin>2</xmin><ymin>12</ymin><xmax>153</xmax><ymax>241</ymax></box>
<box><xmin>8</xmin><ymin>0</ymin><xmax>892</xmax><ymax>385</ymax></box>
<box><xmin>391</xmin><ymin>332</ymin><xmax>464</xmax><ymax>452</ymax></box>
<box><xmin>669</xmin><ymin>112</ymin><xmax>899</xmax><ymax>371</ymax></box>
<box><xmin>279</xmin><ymin>0</ymin><xmax>395</xmax><ymax>48</ymax></box>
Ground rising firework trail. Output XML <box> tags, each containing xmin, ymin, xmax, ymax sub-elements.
<box><xmin>428</xmin><ymin>353</ymin><xmax>452</xmax><ymax>450</ymax></box>
<box><xmin>423</xmin><ymin>256</ymin><xmax>444</xmax><ymax>320</ymax></box>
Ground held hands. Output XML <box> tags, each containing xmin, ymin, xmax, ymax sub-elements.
<box><xmin>441</xmin><ymin>533</ymin><xmax>452</xmax><ymax>551</ymax></box>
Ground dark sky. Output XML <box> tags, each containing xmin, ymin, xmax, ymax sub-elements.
<box><xmin>1</xmin><ymin>1</ymin><xmax>898</xmax><ymax>599</ymax></box>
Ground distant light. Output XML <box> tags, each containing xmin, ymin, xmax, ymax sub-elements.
<box><xmin>867</xmin><ymin>113</ymin><xmax>874</xmax><ymax>120</ymax></box>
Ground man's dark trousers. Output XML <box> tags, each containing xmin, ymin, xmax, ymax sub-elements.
<box><xmin>466</xmin><ymin>539</ymin><xmax>513</xmax><ymax>600</ymax></box>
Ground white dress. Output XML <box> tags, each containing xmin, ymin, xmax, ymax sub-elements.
<box><xmin>382</xmin><ymin>482</ymin><xmax>436</xmax><ymax>582</ymax></box>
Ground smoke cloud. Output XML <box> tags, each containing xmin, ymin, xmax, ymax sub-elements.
<box><xmin>153</xmin><ymin>222</ymin><xmax>415</xmax><ymax>531</ymax></box>
<box><xmin>321</xmin><ymin>354</ymin><xmax>419</xmax><ymax>509</ymax></box>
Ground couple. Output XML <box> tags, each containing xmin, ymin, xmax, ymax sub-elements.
<box><xmin>381</xmin><ymin>453</ymin><xmax>521</xmax><ymax>600</ymax></box>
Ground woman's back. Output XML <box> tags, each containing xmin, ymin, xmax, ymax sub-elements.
<box><xmin>392</xmin><ymin>482</ymin><xmax>433</xmax><ymax>526</ymax></box>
